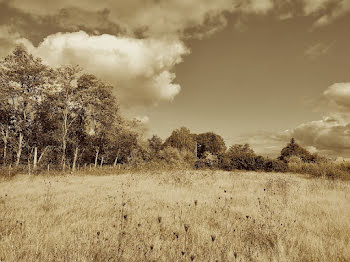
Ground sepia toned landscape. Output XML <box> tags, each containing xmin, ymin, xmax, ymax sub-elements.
<box><xmin>1</xmin><ymin>0</ymin><xmax>350</xmax><ymax>261</ymax></box>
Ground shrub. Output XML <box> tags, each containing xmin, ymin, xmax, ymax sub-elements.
<box><xmin>194</xmin><ymin>152</ymin><xmax>219</xmax><ymax>169</ymax></box>
<box><xmin>156</xmin><ymin>146</ymin><xmax>195</xmax><ymax>168</ymax></box>
<box><xmin>220</xmin><ymin>144</ymin><xmax>265</xmax><ymax>171</ymax></box>
<box><xmin>287</xmin><ymin>161</ymin><xmax>350</xmax><ymax>180</ymax></box>
<box><xmin>263</xmin><ymin>159</ymin><xmax>288</xmax><ymax>173</ymax></box>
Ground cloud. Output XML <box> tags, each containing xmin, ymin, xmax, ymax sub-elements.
<box><xmin>287</xmin><ymin>83</ymin><xmax>350</xmax><ymax>157</ymax></box>
<box><xmin>291</xmin><ymin>116</ymin><xmax>350</xmax><ymax>156</ymax></box>
<box><xmin>323</xmin><ymin>83</ymin><xmax>350</xmax><ymax>110</ymax></box>
<box><xmin>135</xmin><ymin>116</ymin><xmax>150</xmax><ymax>124</ymax></box>
<box><xmin>244</xmin><ymin>82</ymin><xmax>350</xmax><ymax>158</ymax></box>
<box><xmin>19</xmin><ymin>31</ymin><xmax>189</xmax><ymax>107</ymax></box>
<box><xmin>302</xmin><ymin>0</ymin><xmax>350</xmax><ymax>27</ymax></box>
<box><xmin>304</xmin><ymin>42</ymin><xmax>333</xmax><ymax>59</ymax></box>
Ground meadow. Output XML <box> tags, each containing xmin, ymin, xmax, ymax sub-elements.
<box><xmin>0</xmin><ymin>169</ymin><xmax>349</xmax><ymax>262</ymax></box>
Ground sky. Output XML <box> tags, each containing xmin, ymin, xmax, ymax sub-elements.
<box><xmin>1</xmin><ymin>0</ymin><xmax>350</xmax><ymax>158</ymax></box>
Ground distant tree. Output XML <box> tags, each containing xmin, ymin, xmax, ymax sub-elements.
<box><xmin>164</xmin><ymin>127</ymin><xmax>196</xmax><ymax>153</ymax></box>
<box><xmin>279</xmin><ymin>138</ymin><xmax>316</xmax><ymax>163</ymax></box>
<box><xmin>195</xmin><ymin>132</ymin><xmax>226</xmax><ymax>158</ymax></box>
<box><xmin>220</xmin><ymin>144</ymin><xmax>264</xmax><ymax>171</ymax></box>
<box><xmin>148</xmin><ymin>135</ymin><xmax>163</xmax><ymax>156</ymax></box>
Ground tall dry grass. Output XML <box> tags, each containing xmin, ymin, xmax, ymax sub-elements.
<box><xmin>0</xmin><ymin>170</ymin><xmax>349</xmax><ymax>261</ymax></box>
<box><xmin>288</xmin><ymin>160</ymin><xmax>350</xmax><ymax>180</ymax></box>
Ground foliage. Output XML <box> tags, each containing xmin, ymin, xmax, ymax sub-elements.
<box><xmin>195</xmin><ymin>132</ymin><xmax>226</xmax><ymax>159</ymax></box>
<box><xmin>164</xmin><ymin>127</ymin><xmax>196</xmax><ymax>153</ymax></box>
<box><xmin>0</xmin><ymin>46</ymin><xmax>138</xmax><ymax>170</ymax></box>
<box><xmin>279</xmin><ymin>138</ymin><xmax>317</xmax><ymax>163</ymax></box>
<box><xmin>194</xmin><ymin>151</ymin><xmax>219</xmax><ymax>169</ymax></box>
<box><xmin>220</xmin><ymin>144</ymin><xmax>264</xmax><ymax>171</ymax></box>
<box><xmin>148</xmin><ymin>135</ymin><xmax>163</xmax><ymax>156</ymax></box>
<box><xmin>263</xmin><ymin>159</ymin><xmax>288</xmax><ymax>173</ymax></box>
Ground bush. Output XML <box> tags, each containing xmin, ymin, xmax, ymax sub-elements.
<box><xmin>156</xmin><ymin>146</ymin><xmax>195</xmax><ymax>168</ymax></box>
<box><xmin>263</xmin><ymin>159</ymin><xmax>288</xmax><ymax>173</ymax></box>
<box><xmin>219</xmin><ymin>152</ymin><xmax>263</xmax><ymax>171</ymax></box>
<box><xmin>287</xmin><ymin>161</ymin><xmax>350</xmax><ymax>180</ymax></box>
<box><xmin>194</xmin><ymin>152</ymin><xmax>219</xmax><ymax>169</ymax></box>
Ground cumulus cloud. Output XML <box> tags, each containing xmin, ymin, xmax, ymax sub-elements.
<box><xmin>245</xmin><ymin>83</ymin><xmax>350</xmax><ymax>157</ymax></box>
<box><xmin>286</xmin><ymin>83</ymin><xmax>350</xmax><ymax>157</ymax></box>
<box><xmin>290</xmin><ymin>116</ymin><xmax>350</xmax><ymax>156</ymax></box>
<box><xmin>323</xmin><ymin>83</ymin><xmax>350</xmax><ymax>110</ymax></box>
<box><xmin>20</xmin><ymin>31</ymin><xmax>189</xmax><ymax>107</ymax></box>
<box><xmin>302</xmin><ymin>0</ymin><xmax>350</xmax><ymax>27</ymax></box>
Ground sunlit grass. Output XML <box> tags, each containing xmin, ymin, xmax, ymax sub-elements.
<box><xmin>1</xmin><ymin>170</ymin><xmax>349</xmax><ymax>261</ymax></box>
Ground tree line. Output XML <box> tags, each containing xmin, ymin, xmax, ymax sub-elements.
<box><xmin>0</xmin><ymin>46</ymin><xmax>324</xmax><ymax>174</ymax></box>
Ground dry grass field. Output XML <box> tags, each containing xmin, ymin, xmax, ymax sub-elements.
<box><xmin>1</xmin><ymin>170</ymin><xmax>350</xmax><ymax>262</ymax></box>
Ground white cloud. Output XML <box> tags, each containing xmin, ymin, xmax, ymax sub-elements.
<box><xmin>135</xmin><ymin>115</ymin><xmax>150</xmax><ymax>124</ymax></box>
<box><xmin>323</xmin><ymin>83</ymin><xmax>350</xmax><ymax>109</ymax></box>
<box><xmin>20</xmin><ymin>31</ymin><xmax>189</xmax><ymax>107</ymax></box>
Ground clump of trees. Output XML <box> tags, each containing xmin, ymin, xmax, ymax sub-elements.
<box><xmin>279</xmin><ymin>138</ymin><xmax>326</xmax><ymax>163</ymax></box>
<box><xmin>0</xmin><ymin>46</ymin><xmax>141</xmax><ymax>171</ymax></box>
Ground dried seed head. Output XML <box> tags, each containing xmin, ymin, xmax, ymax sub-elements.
<box><xmin>211</xmin><ymin>235</ymin><xmax>216</xmax><ymax>242</ymax></box>
<box><xmin>194</xmin><ymin>200</ymin><xmax>198</xmax><ymax>206</ymax></box>
<box><xmin>184</xmin><ymin>224</ymin><xmax>190</xmax><ymax>233</ymax></box>
<box><xmin>158</xmin><ymin>216</ymin><xmax>162</xmax><ymax>223</ymax></box>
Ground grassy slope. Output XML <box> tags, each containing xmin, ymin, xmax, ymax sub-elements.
<box><xmin>0</xmin><ymin>170</ymin><xmax>349</xmax><ymax>262</ymax></box>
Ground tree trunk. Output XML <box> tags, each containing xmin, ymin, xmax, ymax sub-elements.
<box><xmin>72</xmin><ymin>146</ymin><xmax>78</xmax><ymax>172</ymax></box>
<box><xmin>2</xmin><ymin>128</ymin><xmax>8</xmax><ymax>167</ymax></box>
<box><xmin>33</xmin><ymin>146</ymin><xmax>38</xmax><ymax>170</ymax></box>
<box><xmin>61</xmin><ymin>112</ymin><xmax>68</xmax><ymax>171</ymax></box>
<box><xmin>16</xmin><ymin>133</ymin><xmax>23</xmax><ymax>166</ymax></box>
<box><xmin>38</xmin><ymin>146</ymin><xmax>49</xmax><ymax>164</ymax></box>
<box><xmin>100</xmin><ymin>157</ymin><xmax>104</xmax><ymax>168</ymax></box>
<box><xmin>94</xmin><ymin>149</ymin><xmax>99</xmax><ymax>167</ymax></box>
<box><xmin>113</xmin><ymin>149</ymin><xmax>120</xmax><ymax>167</ymax></box>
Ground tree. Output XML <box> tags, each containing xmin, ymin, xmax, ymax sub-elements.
<box><xmin>0</xmin><ymin>45</ymin><xmax>50</xmax><ymax>166</ymax></box>
<box><xmin>164</xmin><ymin>127</ymin><xmax>196</xmax><ymax>153</ymax></box>
<box><xmin>279</xmin><ymin>138</ymin><xmax>316</xmax><ymax>163</ymax></box>
<box><xmin>220</xmin><ymin>144</ymin><xmax>264</xmax><ymax>171</ymax></box>
<box><xmin>148</xmin><ymin>135</ymin><xmax>163</xmax><ymax>156</ymax></box>
<box><xmin>195</xmin><ymin>132</ymin><xmax>226</xmax><ymax>159</ymax></box>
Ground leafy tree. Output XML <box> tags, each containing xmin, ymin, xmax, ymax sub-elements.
<box><xmin>195</xmin><ymin>132</ymin><xmax>226</xmax><ymax>158</ymax></box>
<box><xmin>279</xmin><ymin>138</ymin><xmax>316</xmax><ymax>163</ymax></box>
<box><xmin>220</xmin><ymin>144</ymin><xmax>264</xmax><ymax>171</ymax></box>
<box><xmin>164</xmin><ymin>127</ymin><xmax>196</xmax><ymax>153</ymax></box>
<box><xmin>148</xmin><ymin>135</ymin><xmax>163</xmax><ymax>156</ymax></box>
<box><xmin>0</xmin><ymin>45</ymin><xmax>50</xmax><ymax>166</ymax></box>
